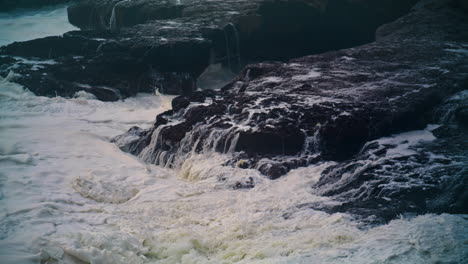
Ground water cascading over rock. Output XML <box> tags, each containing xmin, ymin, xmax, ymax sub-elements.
<box><xmin>114</xmin><ymin>0</ymin><xmax>468</xmax><ymax>222</ymax></box>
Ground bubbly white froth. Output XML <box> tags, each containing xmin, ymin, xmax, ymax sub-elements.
<box><xmin>0</xmin><ymin>73</ymin><xmax>467</xmax><ymax>264</ymax></box>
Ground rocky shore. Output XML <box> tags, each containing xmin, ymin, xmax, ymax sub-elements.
<box><xmin>1</xmin><ymin>0</ymin><xmax>467</xmax><ymax>223</ymax></box>
<box><xmin>114</xmin><ymin>0</ymin><xmax>468</xmax><ymax>222</ymax></box>
<box><xmin>1</xmin><ymin>0</ymin><xmax>418</xmax><ymax>100</ymax></box>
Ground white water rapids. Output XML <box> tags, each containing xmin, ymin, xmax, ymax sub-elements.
<box><xmin>0</xmin><ymin>5</ymin><xmax>467</xmax><ymax>264</ymax></box>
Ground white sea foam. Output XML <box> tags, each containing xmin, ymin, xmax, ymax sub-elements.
<box><xmin>1</xmin><ymin>76</ymin><xmax>467</xmax><ymax>263</ymax></box>
<box><xmin>292</xmin><ymin>69</ymin><xmax>321</xmax><ymax>81</ymax></box>
<box><xmin>0</xmin><ymin>77</ymin><xmax>172</xmax><ymax>263</ymax></box>
<box><xmin>260</xmin><ymin>76</ymin><xmax>284</xmax><ymax>84</ymax></box>
<box><xmin>366</xmin><ymin>124</ymin><xmax>439</xmax><ymax>158</ymax></box>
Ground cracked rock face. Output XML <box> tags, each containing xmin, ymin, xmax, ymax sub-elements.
<box><xmin>114</xmin><ymin>0</ymin><xmax>468</xmax><ymax>222</ymax></box>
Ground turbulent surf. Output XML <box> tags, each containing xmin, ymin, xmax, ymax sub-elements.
<box><xmin>0</xmin><ymin>1</ymin><xmax>467</xmax><ymax>264</ymax></box>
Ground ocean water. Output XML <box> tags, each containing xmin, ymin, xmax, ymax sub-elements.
<box><xmin>0</xmin><ymin>5</ymin><xmax>77</xmax><ymax>47</ymax></box>
<box><xmin>0</xmin><ymin>5</ymin><xmax>467</xmax><ymax>264</ymax></box>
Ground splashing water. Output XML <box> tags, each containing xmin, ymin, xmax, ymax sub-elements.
<box><xmin>0</xmin><ymin>72</ymin><xmax>467</xmax><ymax>264</ymax></box>
<box><xmin>0</xmin><ymin>5</ymin><xmax>77</xmax><ymax>47</ymax></box>
<box><xmin>0</xmin><ymin>4</ymin><xmax>467</xmax><ymax>264</ymax></box>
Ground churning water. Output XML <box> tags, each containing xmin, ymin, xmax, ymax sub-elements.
<box><xmin>0</xmin><ymin>5</ymin><xmax>467</xmax><ymax>264</ymax></box>
<box><xmin>0</xmin><ymin>5</ymin><xmax>77</xmax><ymax>47</ymax></box>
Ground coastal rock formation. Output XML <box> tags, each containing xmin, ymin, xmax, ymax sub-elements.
<box><xmin>67</xmin><ymin>0</ymin><xmax>420</xmax><ymax>61</ymax></box>
<box><xmin>115</xmin><ymin>0</ymin><xmax>468</xmax><ymax>221</ymax></box>
<box><xmin>310</xmin><ymin>89</ymin><xmax>468</xmax><ymax>223</ymax></box>
<box><xmin>0</xmin><ymin>0</ymin><xmax>417</xmax><ymax>100</ymax></box>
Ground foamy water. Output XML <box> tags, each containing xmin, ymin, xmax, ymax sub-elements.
<box><xmin>0</xmin><ymin>5</ymin><xmax>77</xmax><ymax>47</ymax></box>
<box><xmin>0</xmin><ymin>73</ymin><xmax>467</xmax><ymax>264</ymax></box>
<box><xmin>0</xmin><ymin>5</ymin><xmax>467</xmax><ymax>264</ymax></box>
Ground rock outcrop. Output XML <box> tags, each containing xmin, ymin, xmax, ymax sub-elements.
<box><xmin>115</xmin><ymin>0</ymin><xmax>468</xmax><ymax>222</ymax></box>
<box><xmin>67</xmin><ymin>0</ymin><xmax>420</xmax><ymax>61</ymax></box>
<box><xmin>0</xmin><ymin>0</ymin><xmax>418</xmax><ymax>100</ymax></box>
<box><xmin>311</xmin><ymin>90</ymin><xmax>468</xmax><ymax>223</ymax></box>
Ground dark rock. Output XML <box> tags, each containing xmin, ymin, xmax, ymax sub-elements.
<box><xmin>2</xmin><ymin>48</ymin><xmax>154</xmax><ymax>101</ymax></box>
<box><xmin>171</xmin><ymin>91</ymin><xmax>210</xmax><ymax>113</ymax></box>
<box><xmin>233</xmin><ymin>177</ymin><xmax>255</xmax><ymax>189</ymax></box>
<box><xmin>116</xmin><ymin>1</ymin><xmax>468</xmax><ymax>184</ymax></box>
<box><xmin>0</xmin><ymin>57</ymin><xmax>18</xmax><ymax>65</ymax></box>
<box><xmin>171</xmin><ymin>96</ymin><xmax>191</xmax><ymax>112</ymax></box>
<box><xmin>0</xmin><ymin>0</ymin><xmax>420</xmax><ymax>100</ymax></box>
<box><xmin>313</xmin><ymin>91</ymin><xmax>468</xmax><ymax>224</ymax></box>
<box><xmin>0</xmin><ymin>57</ymin><xmax>18</xmax><ymax>73</ymax></box>
<box><xmin>455</xmin><ymin>107</ymin><xmax>468</xmax><ymax>125</ymax></box>
<box><xmin>0</xmin><ymin>34</ymin><xmax>100</xmax><ymax>58</ymax></box>
<box><xmin>112</xmin><ymin>126</ymin><xmax>147</xmax><ymax>152</ymax></box>
<box><xmin>0</xmin><ymin>22</ymin><xmax>211</xmax><ymax>99</ymax></box>
<box><xmin>236</xmin><ymin>128</ymin><xmax>305</xmax><ymax>156</ymax></box>
<box><xmin>87</xmin><ymin>85</ymin><xmax>121</xmax><ymax>101</ymax></box>
<box><xmin>68</xmin><ymin>0</ymin><xmax>419</xmax><ymax>61</ymax></box>
<box><xmin>67</xmin><ymin>0</ymin><xmax>184</xmax><ymax>31</ymax></box>
<box><xmin>258</xmin><ymin>163</ymin><xmax>289</xmax><ymax>180</ymax></box>
<box><xmin>151</xmin><ymin>72</ymin><xmax>197</xmax><ymax>96</ymax></box>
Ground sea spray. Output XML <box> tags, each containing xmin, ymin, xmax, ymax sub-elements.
<box><xmin>0</xmin><ymin>5</ymin><xmax>77</xmax><ymax>47</ymax></box>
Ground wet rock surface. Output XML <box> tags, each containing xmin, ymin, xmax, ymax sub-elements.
<box><xmin>1</xmin><ymin>0</ymin><xmax>417</xmax><ymax>100</ymax></box>
<box><xmin>115</xmin><ymin>1</ymin><xmax>468</xmax><ymax>222</ymax></box>
<box><xmin>67</xmin><ymin>0</ymin><xmax>419</xmax><ymax>61</ymax></box>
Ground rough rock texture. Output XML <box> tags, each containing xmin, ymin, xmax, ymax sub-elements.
<box><xmin>115</xmin><ymin>0</ymin><xmax>468</xmax><ymax>221</ymax></box>
<box><xmin>68</xmin><ymin>0</ymin><xmax>419</xmax><ymax>61</ymax></box>
<box><xmin>311</xmin><ymin>91</ymin><xmax>468</xmax><ymax>223</ymax></box>
<box><xmin>0</xmin><ymin>0</ymin><xmax>417</xmax><ymax>101</ymax></box>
